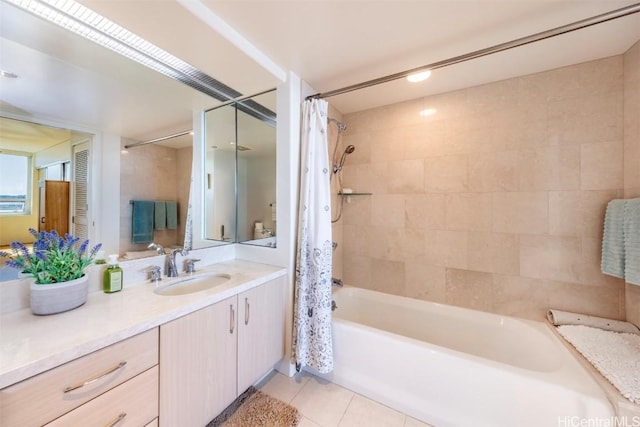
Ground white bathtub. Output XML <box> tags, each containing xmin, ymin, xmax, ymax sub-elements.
<box><xmin>316</xmin><ymin>287</ymin><xmax>614</xmax><ymax>427</ymax></box>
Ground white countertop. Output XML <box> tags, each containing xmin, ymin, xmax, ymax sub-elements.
<box><xmin>0</xmin><ymin>259</ymin><xmax>286</xmax><ymax>389</ymax></box>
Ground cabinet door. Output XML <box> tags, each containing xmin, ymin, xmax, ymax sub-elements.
<box><xmin>237</xmin><ymin>276</ymin><xmax>287</xmax><ymax>392</ymax></box>
<box><xmin>159</xmin><ymin>297</ymin><xmax>237</xmax><ymax>427</ymax></box>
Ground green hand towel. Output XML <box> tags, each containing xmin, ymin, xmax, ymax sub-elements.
<box><xmin>132</xmin><ymin>200</ymin><xmax>154</xmax><ymax>244</ymax></box>
<box><xmin>155</xmin><ymin>201</ymin><xmax>166</xmax><ymax>230</ymax></box>
<box><xmin>166</xmin><ymin>201</ymin><xmax>178</xmax><ymax>230</ymax></box>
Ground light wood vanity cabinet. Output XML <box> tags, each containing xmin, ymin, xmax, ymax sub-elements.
<box><xmin>237</xmin><ymin>275</ymin><xmax>287</xmax><ymax>392</ymax></box>
<box><xmin>0</xmin><ymin>328</ymin><xmax>159</xmax><ymax>427</ymax></box>
<box><xmin>159</xmin><ymin>295</ymin><xmax>238</xmax><ymax>427</ymax></box>
<box><xmin>159</xmin><ymin>276</ymin><xmax>287</xmax><ymax>427</ymax></box>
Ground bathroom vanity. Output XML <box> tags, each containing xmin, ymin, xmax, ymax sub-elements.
<box><xmin>0</xmin><ymin>260</ymin><xmax>287</xmax><ymax>427</ymax></box>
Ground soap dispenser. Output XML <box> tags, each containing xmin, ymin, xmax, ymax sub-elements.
<box><xmin>103</xmin><ymin>254</ymin><xmax>123</xmax><ymax>293</ymax></box>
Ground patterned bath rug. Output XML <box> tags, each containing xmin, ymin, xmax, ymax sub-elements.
<box><xmin>207</xmin><ymin>386</ymin><xmax>300</xmax><ymax>427</ymax></box>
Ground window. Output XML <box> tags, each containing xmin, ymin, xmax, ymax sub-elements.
<box><xmin>0</xmin><ymin>151</ymin><xmax>32</xmax><ymax>215</ymax></box>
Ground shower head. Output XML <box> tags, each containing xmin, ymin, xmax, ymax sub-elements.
<box><xmin>334</xmin><ymin>145</ymin><xmax>356</xmax><ymax>174</ymax></box>
<box><xmin>328</xmin><ymin>118</ymin><xmax>347</xmax><ymax>133</ymax></box>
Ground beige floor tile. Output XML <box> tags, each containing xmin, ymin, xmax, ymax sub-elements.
<box><xmin>290</xmin><ymin>376</ymin><xmax>354</xmax><ymax>427</ymax></box>
<box><xmin>338</xmin><ymin>394</ymin><xmax>405</xmax><ymax>427</ymax></box>
<box><xmin>404</xmin><ymin>416</ymin><xmax>434</xmax><ymax>427</ymax></box>
<box><xmin>298</xmin><ymin>416</ymin><xmax>323</xmax><ymax>427</ymax></box>
<box><xmin>258</xmin><ymin>371</ymin><xmax>311</xmax><ymax>404</ymax></box>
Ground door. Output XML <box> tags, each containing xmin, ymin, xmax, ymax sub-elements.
<box><xmin>72</xmin><ymin>142</ymin><xmax>90</xmax><ymax>241</ymax></box>
<box><xmin>40</xmin><ymin>180</ymin><xmax>70</xmax><ymax>234</ymax></box>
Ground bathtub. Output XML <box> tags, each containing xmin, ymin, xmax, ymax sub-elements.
<box><xmin>316</xmin><ymin>287</ymin><xmax>614</xmax><ymax>427</ymax></box>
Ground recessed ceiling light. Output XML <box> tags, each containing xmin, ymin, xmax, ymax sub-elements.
<box><xmin>420</xmin><ymin>108</ymin><xmax>438</xmax><ymax>117</ymax></box>
<box><xmin>407</xmin><ymin>70</ymin><xmax>431</xmax><ymax>83</ymax></box>
<box><xmin>229</xmin><ymin>141</ymin><xmax>235</xmax><ymax>145</ymax></box>
<box><xmin>0</xmin><ymin>70</ymin><xmax>18</xmax><ymax>79</ymax></box>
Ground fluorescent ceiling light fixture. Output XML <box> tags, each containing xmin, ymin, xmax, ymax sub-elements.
<box><xmin>5</xmin><ymin>0</ymin><xmax>279</xmax><ymax>129</ymax></box>
<box><xmin>419</xmin><ymin>108</ymin><xmax>437</xmax><ymax>117</ymax></box>
<box><xmin>407</xmin><ymin>70</ymin><xmax>431</xmax><ymax>83</ymax></box>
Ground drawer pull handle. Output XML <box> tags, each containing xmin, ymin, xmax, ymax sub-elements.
<box><xmin>63</xmin><ymin>361</ymin><xmax>127</xmax><ymax>393</ymax></box>
<box><xmin>105</xmin><ymin>413</ymin><xmax>127</xmax><ymax>427</ymax></box>
<box><xmin>245</xmin><ymin>297</ymin><xmax>250</xmax><ymax>325</ymax></box>
<box><xmin>230</xmin><ymin>304</ymin><xmax>235</xmax><ymax>334</ymax></box>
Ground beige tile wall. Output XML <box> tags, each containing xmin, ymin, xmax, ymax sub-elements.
<box><xmin>624</xmin><ymin>41</ymin><xmax>640</xmax><ymax>326</ymax></box>
<box><xmin>336</xmin><ymin>55</ymin><xmax>629</xmax><ymax>321</ymax></box>
<box><xmin>329</xmin><ymin>105</ymin><xmax>345</xmax><ymax>280</ymax></box>
<box><xmin>119</xmin><ymin>141</ymin><xmax>184</xmax><ymax>254</ymax></box>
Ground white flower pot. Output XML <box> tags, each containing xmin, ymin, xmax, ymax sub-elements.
<box><xmin>30</xmin><ymin>275</ymin><xmax>88</xmax><ymax>315</ymax></box>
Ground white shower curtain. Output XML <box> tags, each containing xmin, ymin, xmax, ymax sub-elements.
<box><xmin>292</xmin><ymin>98</ymin><xmax>334</xmax><ymax>374</ymax></box>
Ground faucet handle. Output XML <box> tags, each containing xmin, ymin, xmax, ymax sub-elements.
<box><xmin>147</xmin><ymin>265</ymin><xmax>162</xmax><ymax>282</ymax></box>
<box><xmin>184</xmin><ymin>259</ymin><xmax>200</xmax><ymax>274</ymax></box>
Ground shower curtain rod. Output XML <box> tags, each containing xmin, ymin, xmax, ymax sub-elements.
<box><xmin>124</xmin><ymin>129</ymin><xmax>192</xmax><ymax>149</ymax></box>
<box><xmin>306</xmin><ymin>3</ymin><xmax>640</xmax><ymax>100</ymax></box>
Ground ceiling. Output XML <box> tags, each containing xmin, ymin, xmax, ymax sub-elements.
<box><xmin>200</xmin><ymin>0</ymin><xmax>640</xmax><ymax>113</ymax></box>
<box><xmin>0</xmin><ymin>0</ymin><xmax>639</xmax><ymax>142</ymax></box>
<box><xmin>0</xmin><ymin>117</ymin><xmax>70</xmax><ymax>153</ymax></box>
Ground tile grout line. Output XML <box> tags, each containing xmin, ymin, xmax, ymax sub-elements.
<box><xmin>288</xmin><ymin>373</ymin><xmax>311</xmax><ymax>404</ymax></box>
<box><xmin>335</xmin><ymin>392</ymin><xmax>356</xmax><ymax>427</ymax></box>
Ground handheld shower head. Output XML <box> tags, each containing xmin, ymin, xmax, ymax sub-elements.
<box><xmin>334</xmin><ymin>145</ymin><xmax>356</xmax><ymax>174</ymax></box>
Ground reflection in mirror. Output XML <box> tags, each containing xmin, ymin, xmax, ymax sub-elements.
<box><xmin>237</xmin><ymin>90</ymin><xmax>277</xmax><ymax>247</ymax></box>
<box><xmin>0</xmin><ymin>117</ymin><xmax>93</xmax><ymax>281</ymax></box>
<box><xmin>2</xmin><ymin>0</ymin><xmax>281</xmax><ymax>268</ymax></box>
<box><xmin>203</xmin><ymin>89</ymin><xmax>276</xmax><ymax>247</ymax></box>
<box><xmin>119</xmin><ymin>132</ymin><xmax>193</xmax><ymax>258</ymax></box>
<box><xmin>204</xmin><ymin>104</ymin><xmax>237</xmax><ymax>243</ymax></box>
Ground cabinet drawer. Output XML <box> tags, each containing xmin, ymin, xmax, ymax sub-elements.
<box><xmin>0</xmin><ymin>328</ymin><xmax>158</xmax><ymax>427</ymax></box>
<box><xmin>46</xmin><ymin>366</ymin><xmax>158</xmax><ymax>427</ymax></box>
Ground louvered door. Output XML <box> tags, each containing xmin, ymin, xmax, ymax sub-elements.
<box><xmin>72</xmin><ymin>142</ymin><xmax>89</xmax><ymax>241</ymax></box>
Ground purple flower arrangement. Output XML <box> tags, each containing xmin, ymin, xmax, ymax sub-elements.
<box><xmin>0</xmin><ymin>228</ymin><xmax>102</xmax><ymax>284</ymax></box>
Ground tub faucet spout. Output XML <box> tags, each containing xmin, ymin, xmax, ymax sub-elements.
<box><xmin>332</xmin><ymin>277</ymin><xmax>343</xmax><ymax>287</ymax></box>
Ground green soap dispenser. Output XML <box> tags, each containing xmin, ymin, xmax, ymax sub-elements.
<box><xmin>103</xmin><ymin>254</ymin><xmax>123</xmax><ymax>293</ymax></box>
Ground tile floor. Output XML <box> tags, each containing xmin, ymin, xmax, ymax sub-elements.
<box><xmin>257</xmin><ymin>371</ymin><xmax>434</xmax><ymax>427</ymax></box>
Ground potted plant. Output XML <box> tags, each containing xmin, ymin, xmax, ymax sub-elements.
<box><xmin>0</xmin><ymin>228</ymin><xmax>102</xmax><ymax>315</ymax></box>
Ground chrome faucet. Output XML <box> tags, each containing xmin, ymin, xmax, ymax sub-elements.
<box><xmin>184</xmin><ymin>258</ymin><xmax>200</xmax><ymax>274</ymax></box>
<box><xmin>148</xmin><ymin>265</ymin><xmax>162</xmax><ymax>283</ymax></box>
<box><xmin>167</xmin><ymin>248</ymin><xmax>189</xmax><ymax>277</ymax></box>
<box><xmin>332</xmin><ymin>277</ymin><xmax>344</xmax><ymax>287</ymax></box>
<box><xmin>148</xmin><ymin>242</ymin><xmax>165</xmax><ymax>255</ymax></box>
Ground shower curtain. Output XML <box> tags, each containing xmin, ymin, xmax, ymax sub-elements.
<box><xmin>292</xmin><ymin>98</ymin><xmax>334</xmax><ymax>374</ymax></box>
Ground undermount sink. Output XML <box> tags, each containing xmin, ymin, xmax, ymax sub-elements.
<box><xmin>154</xmin><ymin>273</ymin><xmax>231</xmax><ymax>296</ymax></box>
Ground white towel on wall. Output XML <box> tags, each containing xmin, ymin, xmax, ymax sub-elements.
<box><xmin>601</xmin><ymin>198</ymin><xmax>640</xmax><ymax>286</ymax></box>
<box><xmin>601</xmin><ymin>199</ymin><xmax>626</xmax><ymax>278</ymax></box>
<box><xmin>624</xmin><ymin>199</ymin><xmax>640</xmax><ymax>285</ymax></box>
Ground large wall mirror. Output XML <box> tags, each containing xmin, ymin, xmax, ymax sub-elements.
<box><xmin>204</xmin><ymin>90</ymin><xmax>277</xmax><ymax>248</ymax></box>
<box><xmin>0</xmin><ymin>117</ymin><xmax>93</xmax><ymax>280</ymax></box>
<box><xmin>0</xmin><ymin>0</ymin><xmax>282</xmax><ymax>280</ymax></box>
